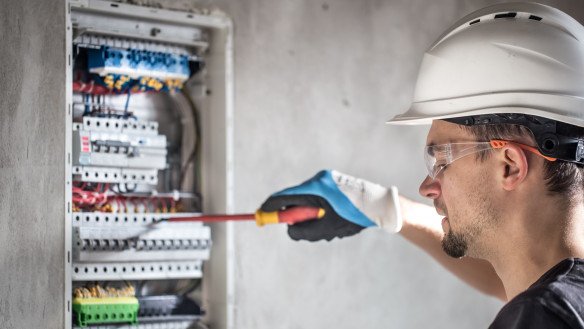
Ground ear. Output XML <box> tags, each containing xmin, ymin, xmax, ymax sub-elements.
<box><xmin>498</xmin><ymin>144</ymin><xmax>529</xmax><ymax>191</ymax></box>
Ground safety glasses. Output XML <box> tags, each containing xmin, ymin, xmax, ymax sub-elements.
<box><xmin>424</xmin><ymin>140</ymin><xmax>557</xmax><ymax>179</ymax></box>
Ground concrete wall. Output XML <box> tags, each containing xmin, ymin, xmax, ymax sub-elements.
<box><xmin>226</xmin><ymin>2</ymin><xmax>498</xmax><ymax>327</ymax></box>
<box><xmin>222</xmin><ymin>1</ymin><xmax>584</xmax><ymax>328</ymax></box>
<box><xmin>0</xmin><ymin>0</ymin><xmax>66</xmax><ymax>328</ymax></box>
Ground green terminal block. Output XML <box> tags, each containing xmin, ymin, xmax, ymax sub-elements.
<box><xmin>73</xmin><ymin>297</ymin><xmax>139</xmax><ymax>327</ymax></box>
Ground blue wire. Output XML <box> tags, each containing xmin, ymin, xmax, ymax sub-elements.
<box><xmin>124</xmin><ymin>92</ymin><xmax>131</xmax><ymax>115</ymax></box>
<box><xmin>84</xmin><ymin>94</ymin><xmax>90</xmax><ymax>115</ymax></box>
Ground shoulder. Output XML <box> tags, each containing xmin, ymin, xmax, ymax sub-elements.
<box><xmin>489</xmin><ymin>296</ymin><xmax>571</xmax><ymax>329</ymax></box>
<box><xmin>490</xmin><ymin>259</ymin><xmax>584</xmax><ymax>329</ymax></box>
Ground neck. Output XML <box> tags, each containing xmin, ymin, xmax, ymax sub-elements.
<box><xmin>487</xmin><ymin>196</ymin><xmax>584</xmax><ymax>300</ymax></box>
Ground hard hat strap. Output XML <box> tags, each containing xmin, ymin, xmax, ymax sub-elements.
<box><xmin>445</xmin><ymin>114</ymin><xmax>584</xmax><ymax>165</ymax></box>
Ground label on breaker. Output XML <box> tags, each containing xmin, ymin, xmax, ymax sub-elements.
<box><xmin>79</xmin><ymin>131</ymin><xmax>91</xmax><ymax>153</ymax></box>
<box><xmin>78</xmin><ymin>131</ymin><xmax>92</xmax><ymax>165</ymax></box>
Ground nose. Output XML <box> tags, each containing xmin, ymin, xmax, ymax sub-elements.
<box><xmin>419</xmin><ymin>176</ymin><xmax>441</xmax><ymax>200</ymax></box>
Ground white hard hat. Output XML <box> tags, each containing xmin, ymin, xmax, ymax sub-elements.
<box><xmin>387</xmin><ymin>2</ymin><xmax>584</xmax><ymax>128</ymax></box>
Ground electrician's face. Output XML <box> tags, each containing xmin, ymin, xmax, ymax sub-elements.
<box><xmin>419</xmin><ymin>120</ymin><xmax>500</xmax><ymax>258</ymax></box>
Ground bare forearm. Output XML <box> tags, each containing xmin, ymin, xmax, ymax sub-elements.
<box><xmin>397</xmin><ymin>196</ymin><xmax>507</xmax><ymax>301</ymax></box>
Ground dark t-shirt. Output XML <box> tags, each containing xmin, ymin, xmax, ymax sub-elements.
<box><xmin>489</xmin><ymin>258</ymin><xmax>584</xmax><ymax>329</ymax></box>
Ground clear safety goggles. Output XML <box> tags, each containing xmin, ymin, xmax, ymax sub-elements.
<box><xmin>424</xmin><ymin>140</ymin><xmax>556</xmax><ymax>179</ymax></box>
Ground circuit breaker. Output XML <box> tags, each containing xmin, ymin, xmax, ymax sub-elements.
<box><xmin>64</xmin><ymin>1</ymin><xmax>234</xmax><ymax>328</ymax></box>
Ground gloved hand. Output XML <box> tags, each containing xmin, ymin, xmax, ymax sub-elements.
<box><xmin>260</xmin><ymin>170</ymin><xmax>402</xmax><ymax>241</ymax></box>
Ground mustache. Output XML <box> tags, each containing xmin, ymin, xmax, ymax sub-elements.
<box><xmin>434</xmin><ymin>200</ymin><xmax>447</xmax><ymax>216</ymax></box>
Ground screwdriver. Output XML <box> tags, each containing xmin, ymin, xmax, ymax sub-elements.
<box><xmin>158</xmin><ymin>206</ymin><xmax>326</xmax><ymax>226</ymax></box>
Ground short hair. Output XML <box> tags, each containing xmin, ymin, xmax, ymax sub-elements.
<box><xmin>459</xmin><ymin>121</ymin><xmax>584</xmax><ymax>199</ymax></box>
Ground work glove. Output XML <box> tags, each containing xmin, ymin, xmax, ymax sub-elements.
<box><xmin>260</xmin><ymin>170</ymin><xmax>402</xmax><ymax>241</ymax></box>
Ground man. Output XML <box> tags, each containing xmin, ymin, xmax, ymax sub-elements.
<box><xmin>260</xmin><ymin>2</ymin><xmax>584</xmax><ymax>328</ymax></box>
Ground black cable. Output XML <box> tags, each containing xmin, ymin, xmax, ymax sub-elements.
<box><xmin>135</xmin><ymin>280</ymin><xmax>145</xmax><ymax>297</ymax></box>
<box><xmin>179</xmin><ymin>90</ymin><xmax>201</xmax><ymax>191</ymax></box>
<box><xmin>179</xmin><ymin>279</ymin><xmax>202</xmax><ymax>296</ymax></box>
<box><xmin>124</xmin><ymin>183</ymin><xmax>137</xmax><ymax>193</ymax></box>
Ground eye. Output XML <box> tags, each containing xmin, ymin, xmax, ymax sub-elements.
<box><xmin>426</xmin><ymin>147</ymin><xmax>435</xmax><ymax>156</ymax></box>
<box><xmin>435</xmin><ymin>163</ymin><xmax>448</xmax><ymax>173</ymax></box>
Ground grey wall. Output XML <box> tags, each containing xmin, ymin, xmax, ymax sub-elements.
<box><xmin>0</xmin><ymin>0</ymin><xmax>66</xmax><ymax>328</ymax></box>
<box><xmin>223</xmin><ymin>1</ymin><xmax>584</xmax><ymax>328</ymax></box>
<box><xmin>226</xmin><ymin>2</ymin><xmax>500</xmax><ymax>327</ymax></box>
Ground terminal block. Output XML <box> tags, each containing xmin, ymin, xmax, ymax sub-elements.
<box><xmin>73</xmin><ymin>117</ymin><xmax>167</xmax><ymax>184</ymax></box>
<box><xmin>73</xmin><ymin>297</ymin><xmax>139</xmax><ymax>327</ymax></box>
<box><xmin>88</xmin><ymin>46</ymin><xmax>191</xmax><ymax>82</ymax></box>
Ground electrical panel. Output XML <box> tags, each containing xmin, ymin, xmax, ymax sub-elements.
<box><xmin>65</xmin><ymin>1</ymin><xmax>234</xmax><ymax>328</ymax></box>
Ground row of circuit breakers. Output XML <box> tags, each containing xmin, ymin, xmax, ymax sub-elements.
<box><xmin>70</xmin><ymin>3</ymin><xmax>212</xmax><ymax>328</ymax></box>
<box><xmin>73</xmin><ymin>117</ymin><xmax>166</xmax><ymax>185</ymax></box>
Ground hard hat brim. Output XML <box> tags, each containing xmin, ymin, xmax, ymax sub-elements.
<box><xmin>386</xmin><ymin>92</ymin><xmax>584</xmax><ymax>127</ymax></box>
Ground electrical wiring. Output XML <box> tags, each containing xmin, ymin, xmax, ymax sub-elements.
<box><xmin>124</xmin><ymin>91</ymin><xmax>131</xmax><ymax>114</ymax></box>
<box><xmin>74</xmin><ymin>282</ymin><xmax>135</xmax><ymax>299</ymax></box>
<box><xmin>114</xmin><ymin>197</ymin><xmax>121</xmax><ymax>213</ymax></box>
<box><xmin>169</xmin><ymin>198</ymin><xmax>177</xmax><ymax>213</ymax></box>
<box><xmin>120</xmin><ymin>199</ymin><xmax>128</xmax><ymax>213</ymax></box>
<box><xmin>84</xmin><ymin>94</ymin><xmax>90</xmax><ymax>115</ymax></box>
<box><xmin>73</xmin><ymin>183</ymin><xmax>185</xmax><ymax>213</ymax></box>
<box><xmin>176</xmin><ymin>279</ymin><xmax>201</xmax><ymax>296</ymax></box>
<box><xmin>179</xmin><ymin>90</ymin><xmax>201</xmax><ymax>191</ymax></box>
<box><xmin>130</xmin><ymin>198</ymin><xmax>141</xmax><ymax>213</ymax></box>
<box><xmin>72</xmin><ymin>183</ymin><xmax>110</xmax><ymax>209</ymax></box>
<box><xmin>73</xmin><ymin>181</ymin><xmax>193</xmax><ymax>213</ymax></box>
<box><xmin>160</xmin><ymin>197</ymin><xmax>169</xmax><ymax>213</ymax></box>
<box><xmin>134</xmin><ymin>279</ymin><xmax>201</xmax><ymax>297</ymax></box>
<box><xmin>125</xmin><ymin>183</ymin><xmax>137</xmax><ymax>193</ymax></box>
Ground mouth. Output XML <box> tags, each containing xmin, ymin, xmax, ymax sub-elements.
<box><xmin>434</xmin><ymin>202</ymin><xmax>447</xmax><ymax>217</ymax></box>
<box><xmin>441</xmin><ymin>217</ymin><xmax>450</xmax><ymax>233</ymax></box>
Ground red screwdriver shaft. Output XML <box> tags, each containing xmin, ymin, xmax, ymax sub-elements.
<box><xmin>165</xmin><ymin>206</ymin><xmax>326</xmax><ymax>226</ymax></box>
<box><xmin>168</xmin><ymin>213</ymin><xmax>256</xmax><ymax>222</ymax></box>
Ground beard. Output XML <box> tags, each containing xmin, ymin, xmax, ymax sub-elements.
<box><xmin>435</xmin><ymin>201</ymin><xmax>469</xmax><ymax>258</ymax></box>
<box><xmin>442</xmin><ymin>228</ymin><xmax>468</xmax><ymax>258</ymax></box>
<box><xmin>437</xmin><ymin>172</ymin><xmax>499</xmax><ymax>259</ymax></box>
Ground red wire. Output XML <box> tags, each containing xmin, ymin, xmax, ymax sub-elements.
<box><xmin>161</xmin><ymin>198</ymin><xmax>169</xmax><ymax>212</ymax></box>
<box><xmin>72</xmin><ymin>183</ymin><xmax>108</xmax><ymax>208</ymax></box>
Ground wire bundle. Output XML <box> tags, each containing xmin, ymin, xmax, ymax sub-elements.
<box><xmin>73</xmin><ymin>183</ymin><xmax>109</xmax><ymax>209</ymax></box>
<box><xmin>74</xmin><ymin>283</ymin><xmax>135</xmax><ymax>299</ymax></box>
